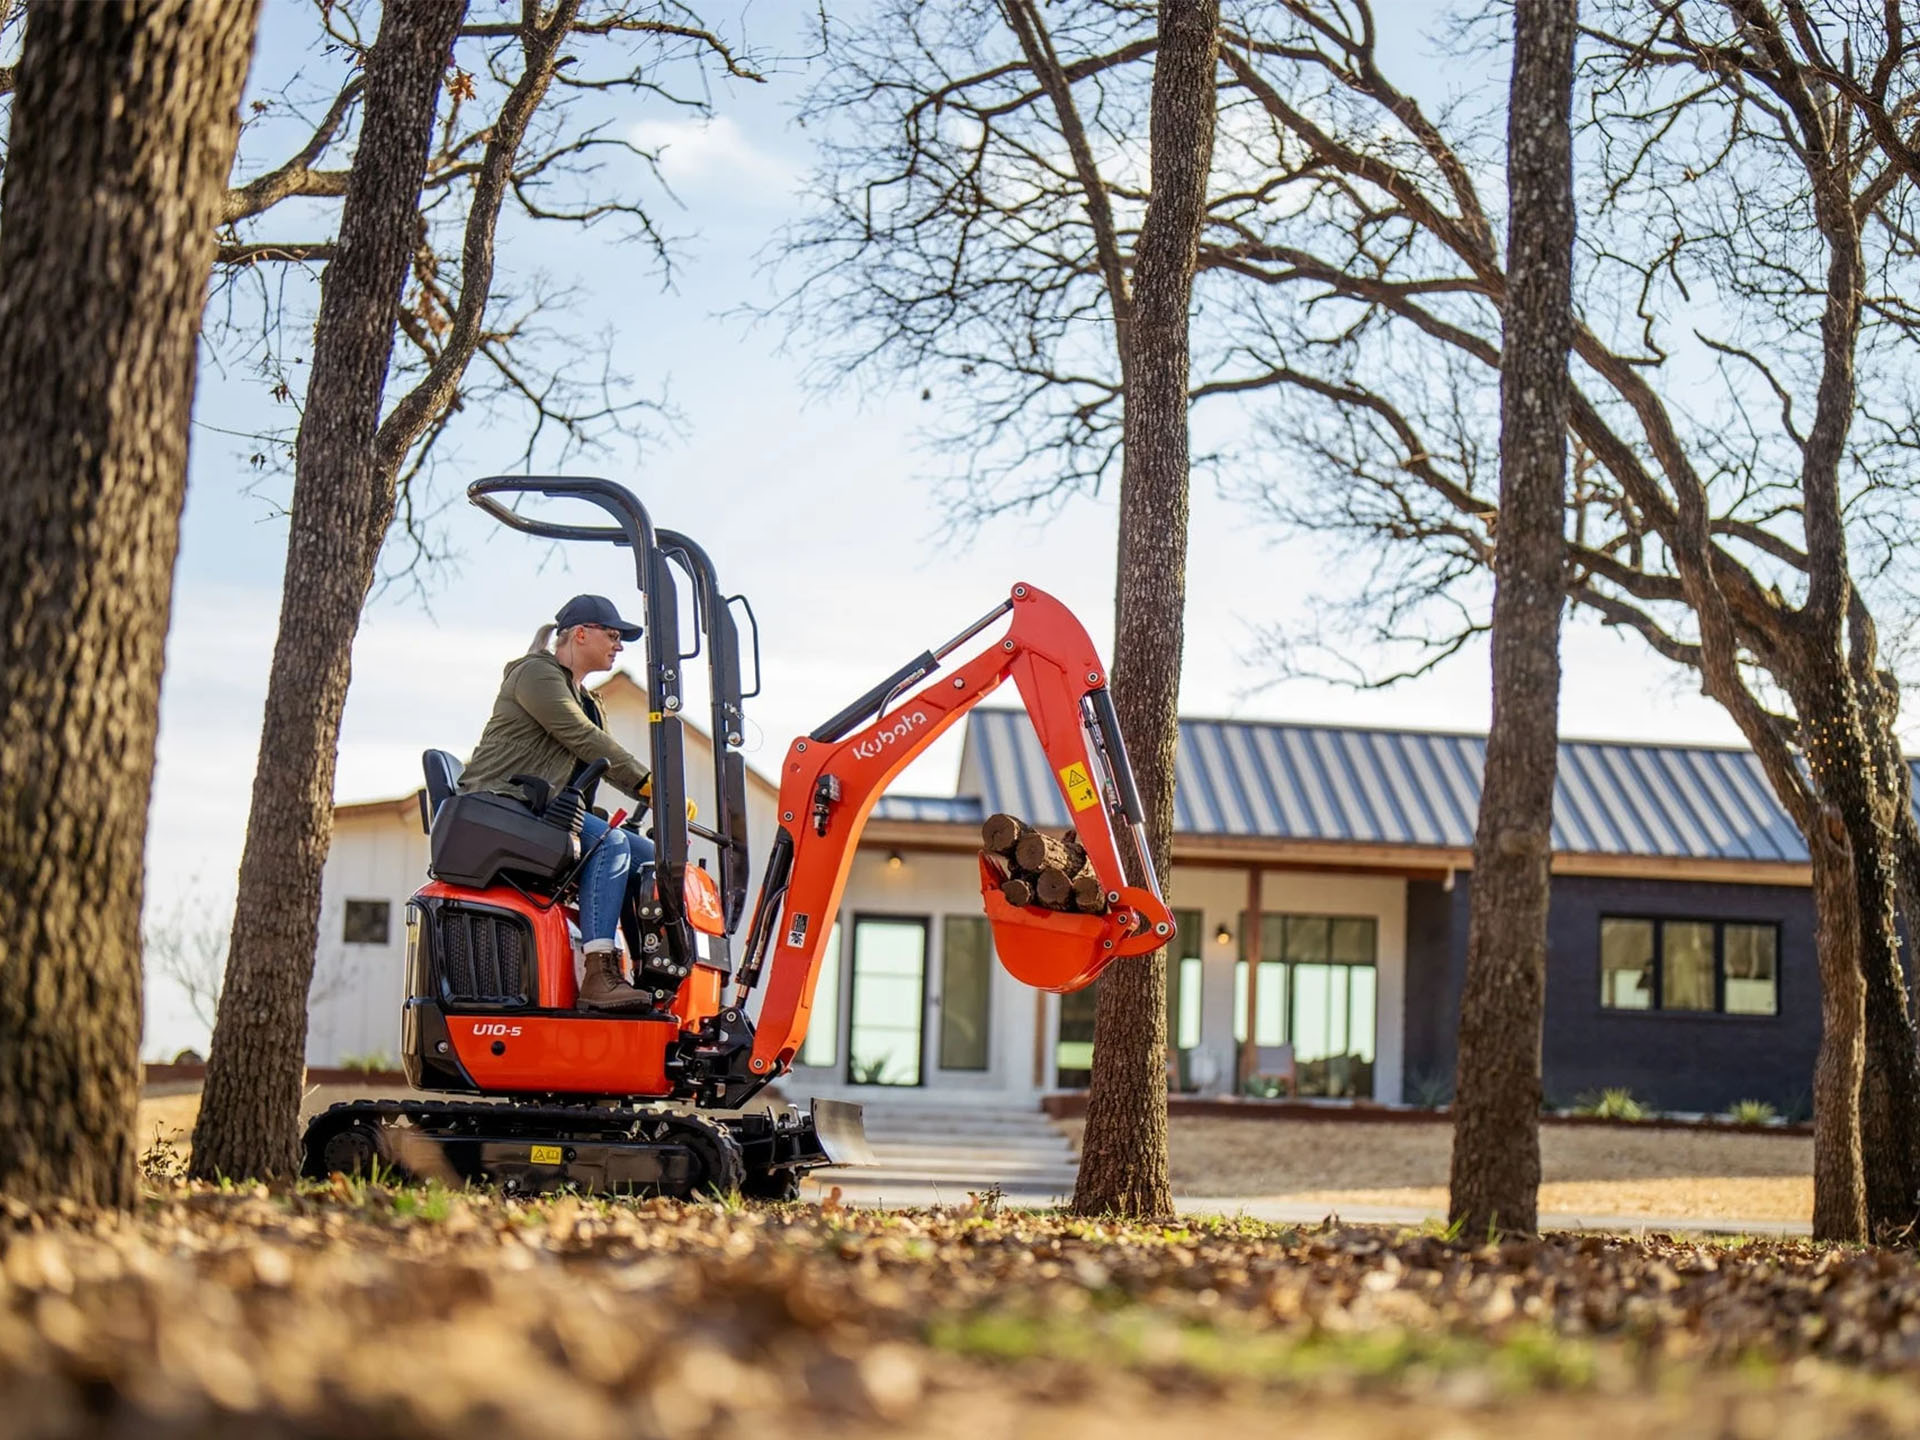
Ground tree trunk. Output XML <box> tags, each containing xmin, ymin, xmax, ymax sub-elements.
<box><xmin>1446</xmin><ymin>0</ymin><xmax>1578</xmax><ymax>1240</ymax></box>
<box><xmin>191</xmin><ymin>0</ymin><xmax>466</xmax><ymax>1181</ymax></box>
<box><xmin>1071</xmin><ymin>0</ymin><xmax>1217</xmax><ymax>1220</ymax></box>
<box><xmin>1836</xmin><ymin>615</ymin><xmax>1920</xmax><ymax>1235</ymax></box>
<box><xmin>1799</xmin><ymin>665</ymin><xmax>1920</xmax><ymax>1238</ymax></box>
<box><xmin>0</xmin><ymin>0</ymin><xmax>257</xmax><ymax>1208</ymax></box>
<box><xmin>1808</xmin><ymin>820</ymin><xmax>1868</xmax><ymax>1241</ymax></box>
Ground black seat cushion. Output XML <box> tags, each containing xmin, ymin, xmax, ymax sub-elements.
<box><xmin>419</xmin><ymin>749</ymin><xmax>465</xmax><ymax>834</ymax></box>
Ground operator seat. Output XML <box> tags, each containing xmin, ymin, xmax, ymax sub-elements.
<box><xmin>420</xmin><ymin>749</ymin><xmax>465</xmax><ymax>834</ymax></box>
<box><xmin>421</xmin><ymin>748</ymin><xmax>576</xmax><ymax>891</ymax></box>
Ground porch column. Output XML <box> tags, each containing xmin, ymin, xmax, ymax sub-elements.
<box><xmin>1238</xmin><ymin>864</ymin><xmax>1263</xmax><ymax>1092</ymax></box>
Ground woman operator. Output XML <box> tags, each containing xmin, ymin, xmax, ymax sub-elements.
<box><xmin>457</xmin><ymin>594</ymin><xmax>658</xmax><ymax>1013</ymax></box>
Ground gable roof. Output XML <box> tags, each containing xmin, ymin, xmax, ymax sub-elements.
<box><xmin>870</xmin><ymin>708</ymin><xmax>1854</xmax><ymax>867</ymax></box>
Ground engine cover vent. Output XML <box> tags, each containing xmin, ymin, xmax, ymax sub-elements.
<box><xmin>435</xmin><ymin>904</ymin><xmax>533</xmax><ymax>1007</ymax></box>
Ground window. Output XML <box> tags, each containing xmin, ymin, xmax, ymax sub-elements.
<box><xmin>798</xmin><ymin>922</ymin><xmax>843</xmax><ymax>1069</ymax></box>
<box><xmin>1055</xmin><ymin>980</ymin><xmax>1097</xmax><ymax>1087</ymax></box>
<box><xmin>1662</xmin><ymin>921</ymin><xmax>1715</xmax><ymax>1011</ymax></box>
<box><xmin>1233</xmin><ymin>914</ymin><xmax>1287</xmax><ymax>1046</ymax></box>
<box><xmin>940</xmin><ymin>917</ymin><xmax>992</xmax><ymax>1071</ymax></box>
<box><xmin>847</xmin><ymin>917</ymin><xmax>926</xmax><ymax>1086</ymax></box>
<box><xmin>1598</xmin><ymin>916</ymin><xmax>1780</xmax><ymax>1016</ymax></box>
<box><xmin>1233</xmin><ymin>912</ymin><xmax>1377</xmax><ymax>1098</ymax></box>
<box><xmin>343</xmin><ymin>899</ymin><xmax>390</xmax><ymax>945</ymax></box>
<box><xmin>1723</xmin><ymin>924</ymin><xmax>1779</xmax><ymax>1015</ymax></box>
<box><xmin>1600</xmin><ymin>918</ymin><xmax>1653</xmax><ymax>1009</ymax></box>
<box><xmin>1166</xmin><ymin>908</ymin><xmax>1204</xmax><ymax>1052</ymax></box>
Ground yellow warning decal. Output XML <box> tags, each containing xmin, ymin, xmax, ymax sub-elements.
<box><xmin>1059</xmin><ymin>761</ymin><xmax>1099</xmax><ymax>812</ymax></box>
<box><xmin>648</xmin><ymin>711</ymin><xmax>664</xmax><ymax>723</ymax></box>
<box><xmin>530</xmin><ymin>1144</ymin><xmax>563</xmax><ymax>1165</ymax></box>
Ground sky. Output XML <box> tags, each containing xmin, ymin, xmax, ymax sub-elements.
<box><xmin>141</xmin><ymin>0</ymin><xmax>1752</xmax><ymax>1055</ymax></box>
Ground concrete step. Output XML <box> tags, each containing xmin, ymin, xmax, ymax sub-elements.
<box><xmin>830</xmin><ymin>1153</ymin><xmax>1080</xmax><ymax>1173</ymax></box>
<box><xmin>859</xmin><ymin>1115</ymin><xmax>1065</xmax><ymax>1136</ymax></box>
<box><xmin>816</xmin><ymin>1101</ymin><xmax>1080</xmax><ymax>1192</ymax></box>
<box><xmin>861</xmin><ymin>1126</ymin><xmax>1065</xmax><ymax>1144</ymax></box>
<box><xmin>860</xmin><ymin>1132</ymin><xmax>1072</xmax><ymax>1151</ymax></box>
<box><xmin>866</xmin><ymin>1134</ymin><xmax>1071</xmax><ymax>1150</ymax></box>
<box><xmin>816</xmin><ymin>1169</ymin><xmax>1079</xmax><ymax>1193</ymax></box>
<box><xmin>864</xmin><ymin>1159</ymin><xmax>1090</xmax><ymax>1175</ymax></box>
<box><xmin>858</xmin><ymin>1115</ymin><xmax>1057</xmax><ymax>1132</ymax></box>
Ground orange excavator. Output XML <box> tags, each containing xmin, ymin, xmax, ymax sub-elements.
<box><xmin>301</xmin><ymin>476</ymin><xmax>1174</xmax><ymax>1198</ymax></box>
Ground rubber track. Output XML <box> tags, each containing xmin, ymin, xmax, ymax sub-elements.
<box><xmin>302</xmin><ymin>1099</ymin><xmax>754</xmax><ymax>1196</ymax></box>
<box><xmin>305</xmin><ymin>1098</ymin><xmax>683</xmax><ymax>1137</ymax></box>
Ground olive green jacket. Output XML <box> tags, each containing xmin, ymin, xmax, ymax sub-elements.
<box><xmin>457</xmin><ymin>651</ymin><xmax>651</xmax><ymax>804</ymax></box>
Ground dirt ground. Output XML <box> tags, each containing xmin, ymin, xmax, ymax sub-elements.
<box><xmin>136</xmin><ymin>1081</ymin><xmax>414</xmax><ymax>1152</ymax></box>
<box><xmin>1059</xmin><ymin>1115</ymin><xmax>1813</xmax><ymax>1224</ymax></box>
<box><xmin>142</xmin><ymin>1089</ymin><xmax>1817</xmax><ymax>1225</ymax></box>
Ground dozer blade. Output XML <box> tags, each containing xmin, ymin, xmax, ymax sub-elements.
<box><xmin>808</xmin><ymin>1098</ymin><xmax>875</xmax><ymax>1168</ymax></box>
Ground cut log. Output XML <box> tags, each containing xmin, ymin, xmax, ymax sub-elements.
<box><xmin>1014</xmin><ymin>828</ymin><xmax>1080</xmax><ymax>874</ymax></box>
<box><xmin>1035</xmin><ymin>867</ymin><xmax>1077</xmax><ymax>907</ymax></box>
<box><xmin>981</xmin><ymin>812</ymin><xmax>1025</xmax><ymax>856</ymax></box>
<box><xmin>981</xmin><ymin>813</ymin><xmax>1107</xmax><ymax>916</ymax></box>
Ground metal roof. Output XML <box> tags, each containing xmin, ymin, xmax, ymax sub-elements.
<box><xmin>946</xmin><ymin>708</ymin><xmax>1827</xmax><ymax>864</ymax></box>
<box><xmin>872</xmin><ymin>793</ymin><xmax>984</xmax><ymax>825</ymax></box>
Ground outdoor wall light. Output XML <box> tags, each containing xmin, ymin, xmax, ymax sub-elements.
<box><xmin>886</xmin><ymin>850</ymin><xmax>905</xmax><ymax>871</ymax></box>
<box><xmin>1215</xmin><ymin>923</ymin><xmax>1233</xmax><ymax>946</ymax></box>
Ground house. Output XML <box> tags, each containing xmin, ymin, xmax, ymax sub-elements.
<box><xmin>312</xmin><ymin>699</ymin><xmax>1824</xmax><ymax>1115</ymax></box>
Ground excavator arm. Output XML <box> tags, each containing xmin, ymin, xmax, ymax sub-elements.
<box><xmin>721</xmin><ymin>583</ymin><xmax>1176</xmax><ymax>1090</ymax></box>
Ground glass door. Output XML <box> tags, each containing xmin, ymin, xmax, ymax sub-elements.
<box><xmin>1052</xmin><ymin>911</ymin><xmax>1204</xmax><ymax>1091</ymax></box>
<box><xmin>933</xmin><ymin>916</ymin><xmax>995</xmax><ymax>1083</ymax></box>
<box><xmin>1167</xmin><ymin>907</ymin><xmax>1204</xmax><ymax>1091</ymax></box>
<box><xmin>847</xmin><ymin>916</ymin><xmax>928</xmax><ymax>1086</ymax></box>
<box><xmin>1287</xmin><ymin>916</ymin><xmax>1377</xmax><ymax>1098</ymax></box>
<box><xmin>1054</xmin><ymin>981</ymin><xmax>1097</xmax><ymax>1088</ymax></box>
<box><xmin>1234</xmin><ymin>914</ymin><xmax>1378</xmax><ymax>1098</ymax></box>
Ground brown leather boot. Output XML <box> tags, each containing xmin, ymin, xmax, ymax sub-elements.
<box><xmin>577</xmin><ymin>949</ymin><xmax>653</xmax><ymax>1013</ymax></box>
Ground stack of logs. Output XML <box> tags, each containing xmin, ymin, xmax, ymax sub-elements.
<box><xmin>980</xmin><ymin>812</ymin><xmax>1107</xmax><ymax>914</ymax></box>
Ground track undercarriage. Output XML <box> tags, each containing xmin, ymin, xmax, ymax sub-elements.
<box><xmin>300</xmin><ymin>1096</ymin><xmax>868</xmax><ymax>1201</ymax></box>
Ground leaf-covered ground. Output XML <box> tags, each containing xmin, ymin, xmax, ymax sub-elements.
<box><xmin>7</xmin><ymin>1179</ymin><xmax>1920</xmax><ymax>1438</ymax></box>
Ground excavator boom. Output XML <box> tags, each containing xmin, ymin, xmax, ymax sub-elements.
<box><xmin>730</xmin><ymin>583</ymin><xmax>1175</xmax><ymax>1085</ymax></box>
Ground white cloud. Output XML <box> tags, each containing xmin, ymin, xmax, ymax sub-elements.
<box><xmin>629</xmin><ymin>114</ymin><xmax>796</xmax><ymax>194</ymax></box>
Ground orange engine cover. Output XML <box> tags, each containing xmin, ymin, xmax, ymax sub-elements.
<box><xmin>444</xmin><ymin>1012</ymin><xmax>676</xmax><ymax>1097</ymax></box>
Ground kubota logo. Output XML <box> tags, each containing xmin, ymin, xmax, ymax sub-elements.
<box><xmin>473</xmin><ymin>1023</ymin><xmax>522</xmax><ymax>1037</ymax></box>
<box><xmin>852</xmin><ymin>709</ymin><xmax>929</xmax><ymax>761</ymax></box>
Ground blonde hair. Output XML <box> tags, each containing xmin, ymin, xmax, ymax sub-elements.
<box><xmin>527</xmin><ymin>623</ymin><xmax>556</xmax><ymax>654</ymax></box>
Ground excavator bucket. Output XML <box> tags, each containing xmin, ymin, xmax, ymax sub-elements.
<box><xmin>979</xmin><ymin>855</ymin><xmax>1154</xmax><ymax>993</ymax></box>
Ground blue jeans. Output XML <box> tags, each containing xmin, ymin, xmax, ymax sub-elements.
<box><xmin>577</xmin><ymin>812</ymin><xmax>656</xmax><ymax>946</ymax></box>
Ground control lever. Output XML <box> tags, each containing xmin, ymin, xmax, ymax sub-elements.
<box><xmin>544</xmin><ymin>757</ymin><xmax>610</xmax><ymax>837</ymax></box>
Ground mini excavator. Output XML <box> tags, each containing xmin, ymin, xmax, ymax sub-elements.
<box><xmin>300</xmin><ymin>476</ymin><xmax>1175</xmax><ymax>1199</ymax></box>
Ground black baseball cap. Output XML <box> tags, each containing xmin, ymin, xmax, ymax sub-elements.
<box><xmin>555</xmin><ymin>594</ymin><xmax>643</xmax><ymax>641</ymax></box>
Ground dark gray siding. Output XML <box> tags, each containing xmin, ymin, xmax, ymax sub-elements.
<box><xmin>1400</xmin><ymin>872</ymin><xmax>1820</xmax><ymax>1113</ymax></box>
<box><xmin>1402</xmin><ymin>879</ymin><xmax>1465</xmax><ymax>1102</ymax></box>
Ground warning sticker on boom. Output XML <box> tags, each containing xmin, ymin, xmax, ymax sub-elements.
<box><xmin>1059</xmin><ymin>761</ymin><xmax>1099</xmax><ymax>812</ymax></box>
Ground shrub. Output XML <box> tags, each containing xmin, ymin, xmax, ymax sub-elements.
<box><xmin>340</xmin><ymin>1053</ymin><xmax>395</xmax><ymax>1075</ymax></box>
<box><xmin>1724</xmin><ymin>1099</ymin><xmax>1778</xmax><ymax>1126</ymax></box>
<box><xmin>1408</xmin><ymin>1068</ymin><xmax>1454</xmax><ymax>1109</ymax></box>
<box><xmin>1573</xmin><ymin>1088</ymin><xmax>1647</xmax><ymax>1121</ymax></box>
